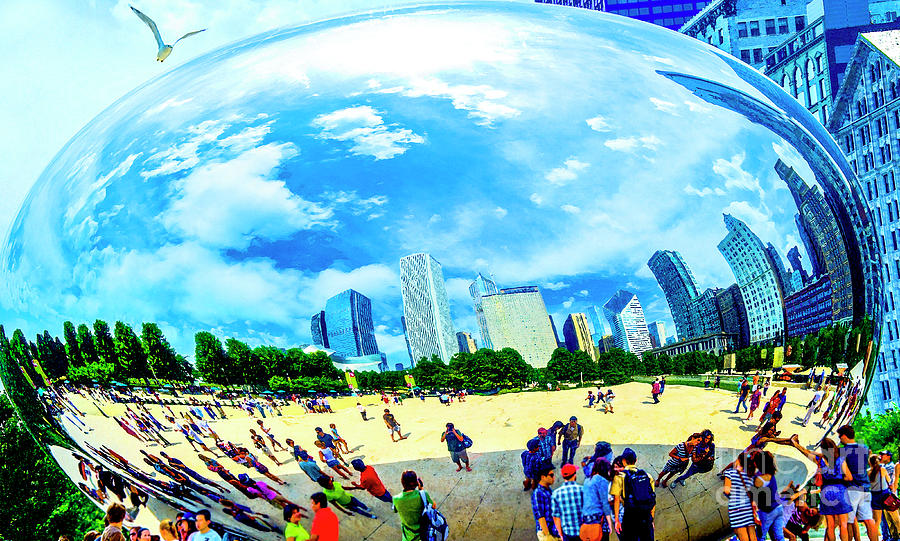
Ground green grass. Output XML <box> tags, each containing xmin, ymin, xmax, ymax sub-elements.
<box><xmin>632</xmin><ymin>375</ymin><xmax>741</xmax><ymax>393</ymax></box>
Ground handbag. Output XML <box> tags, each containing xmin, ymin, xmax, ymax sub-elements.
<box><xmin>884</xmin><ymin>492</ymin><xmax>900</xmax><ymax>512</ymax></box>
<box><xmin>737</xmin><ymin>469</ymin><xmax>762</xmax><ymax>527</ymax></box>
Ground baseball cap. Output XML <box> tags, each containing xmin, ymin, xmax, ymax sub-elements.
<box><xmin>538</xmin><ymin>427</ymin><xmax>548</xmax><ymax>436</ymax></box>
<box><xmin>880</xmin><ymin>450</ymin><xmax>893</xmax><ymax>458</ymax></box>
<box><xmin>569</xmin><ymin>416</ymin><xmax>577</xmax><ymax>421</ymax></box>
<box><xmin>561</xmin><ymin>464</ymin><xmax>578</xmax><ymax>477</ymax></box>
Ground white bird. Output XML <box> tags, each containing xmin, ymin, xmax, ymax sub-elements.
<box><xmin>130</xmin><ymin>5</ymin><xmax>206</xmax><ymax>62</ymax></box>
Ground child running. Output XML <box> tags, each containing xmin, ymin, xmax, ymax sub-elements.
<box><xmin>329</xmin><ymin>423</ymin><xmax>350</xmax><ymax>454</ymax></box>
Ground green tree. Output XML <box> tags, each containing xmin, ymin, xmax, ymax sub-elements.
<box><xmin>76</xmin><ymin>324</ymin><xmax>99</xmax><ymax>365</ymax></box>
<box><xmin>254</xmin><ymin>345</ymin><xmax>290</xmax><ymax>382</ymax></box>
<box><xmin>226</xmin><ymin>338</ymin><xmax>264</xmax><ymax>385</ymax></box>
<box><xmin>410</xmin><ymin>357</ymin><xmax>448</xmax><ymax>388</ymax></box>
<box><xmin>114</xmin><ymin>321</ymin><xmax>149</xmax><ymax>380</ymax></box>
<box><xmin>300</xmin><ymin>351</ymin><xmax>341</xmax><ymax>381</ymax></box>
<box><xmin>141</xmin><ymin>323</ymin><xmax>184</xmax><ymax>381</ymax></box>
<box><xmin>10</xmin><ymin>330</ymin><xmax>42</xmax><ymax>386</ymax></box>
<box><xmin>195</xmin><ymin>331</ymin><xmax>232</xmax><ymax>385</ymax></box>
<box><xmin>854</xmin><ymin>408</ymin><xmax>900</xmax><ymax>458</ymax></box>
<box><xmin>0</xmin><ymin>394</ymin><xmax>103</xmax><ymax>540</ymax></box>
<box><xmin>92</xmin><ymin>320</ymin><xmax>117</xmax><ymax>367</ymax></box>
<box><xmin>62</xmin><ymin>321</ymin><xmax>83</xmax><ymax>368</ymax></box>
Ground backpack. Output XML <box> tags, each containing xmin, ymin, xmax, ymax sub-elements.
<box><xmin>623</xmin><ymin>468</ymin><xmax>656</xmax><ymax>512</ymax></box>
<box><xmin>420</xmin><ymin>490</ymin><xmax>449</xmax><ymax>541</ymax></box>
<box><xmin>460</xmin><ymin>432</ymin><xmax>473</xmax><ymax>449</ymax></box>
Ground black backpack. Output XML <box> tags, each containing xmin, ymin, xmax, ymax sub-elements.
<box><xmin>624</xmin><ymin>468</ymin><xmax>656</xmax><ymax>512</ymax></box>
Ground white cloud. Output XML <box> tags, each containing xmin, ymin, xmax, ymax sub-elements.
<box><xmin>444</xmin><ymin>277</ymin><xmax>474</xmax><ymax>303</ymax></box>
<box><xmin>578</xmin><ymin>289</ymin><xmax>589</xmax><ymax>297</ymax></box>
<box><xmin>650</xmin><ymin>97</ymin><xmax>678</xmax><ymax>114</ymax></box>
<box><xmin>494</xmin><ymin>207</ymin><xmax>508</xmax><ymax>219</ymax></box>
<box><xmin>713</xmin><ymin>152</ymin><xmax>762</xmax><ymax>194</ymax></box>
<box><xmin>562</xmin><ymin>297</ymin><xmax>575</xmax><ymax>309</ymax></box>
<box><xmin>400</xmin><ymin>78</ymin><xmax>520</xmax><ymax>126</ymax></box>
<box><xmin>544</xmin><ymin>281</ymin><xmax>569</xmax><ymax>291</ymax></box>
<box><xmin>723</xmin><ymin>200</ymin><xmax>777</xmax><ymax>243</ymax></box>
<box><xmin>684</xmin><ymin>184</ymin><xmax>726</xmax><ymax>197</ymax></box>
<box><xmin>161</xmin><ymin>142</ymin><xmax>334</xmax><ymax>249</ymax></box>
<box><xmin>545</xmin><ymin>157</ymin><xmax>589</xmax><ymax>185</ymax></box>
<box><xmin>142</xmin><ymin>97</ymin><xmax>193</xmax><ymax>119</ymax></box>
<box><xmin>530</xmin><ymin>193</ymin><xmax>543</xmax><ymax>205</ymax></box>
<box><xmin>312</xmin><ymin>105</ymin><xmax>425</xmax><ymax>160</ymax></box>
<box><xmin>320</xmin><ymin>190</ymin><xmax>389</xmax><ymax>217</ymax></box>
<box><xmin>604</xmin><ymin>135</ymin><xmax>662</xmax><ymax>153</ymax></box>
<box><xmin>586</xmin><ymin>114</ymin><xmax>612</xmax><ymax>132</ymax></box>
<box><xmin>561</xmin><ymin>204</ymin><xmax>581</xmax><ymax>214</ymax></box>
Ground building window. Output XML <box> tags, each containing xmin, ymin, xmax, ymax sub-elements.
<box><xmin>778</xmin><ymin>17</ymin><xmax>789</xmax><ymax>33</ymax></box>
<box><xmin>740</xmin><ymin>49</ymin><xmax>752</xmax><ymax>63</ymax></box>
<box><xmin>815</xmin><ymin>54</ymin><xmax>823</xmax><ymax>73</ymax></box>
<box><xmin>738</xmin><ymin>22</ymin><xmax>747</xmax><ymax>37</ymax></box>
<box><xmin>750</xmin><ymin>21</ymin><xmax>760</xmax><ymax>36</ymax></box>
<box><xmin>777</xmin><ymin>48</ymin><xmax>787</xmax><ymax>62</ymax></box>
<box><xmin>753</xmin><ymin>48</ymin><xmax>763</xmax><ymax>63</ymax></box>
<box><xmin>795</xmin><ymin>15</ymin><xmax>806</xmax><ymax>30</ymax></box>
<box><xmin>765</xmin><ymin>19</ymin><xmax>776</xmax><ymax>35</ymax></box>
<box><xmin>718</xmin><ymin>29</ymin><xmax>724</xmax><ymax>44</ymax></box>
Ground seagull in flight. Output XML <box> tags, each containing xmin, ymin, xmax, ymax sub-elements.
<box><xmin>130</xmin><ymin>5</ymin><xmax>206</xmax><ymax>62</ymax></box>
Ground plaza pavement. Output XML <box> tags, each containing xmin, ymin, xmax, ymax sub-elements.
<box><xmin>62</xmin><ymin>381</ymin><xmax>831</xmax><ymax>541</ymax></box>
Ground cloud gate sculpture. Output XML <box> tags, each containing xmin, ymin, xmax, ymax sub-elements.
<box><xmin>0</xmin><ymin>2</ymin><xmax>880</xmax><ymax>540</ymax></box>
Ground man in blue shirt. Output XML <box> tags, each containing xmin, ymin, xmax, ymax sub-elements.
<box><xmin>551</xmin><ymin>463</ymin><xmax>583</xmax><ymax>541</ymax></box>
<box><xmin>315</xmin><ymin>427</ymin><xmax>336</xmax><ymax>450</ymax></box>
<box><xmin>537</xmin><ymin>428</ymin><xmax>555</xmax><ymax>463</ymax></box>
<box><xmin>837</xmin><ymin>424</ymin><xmax>879</xmax><ymax>541</ymax></box>
<box><xmin>532</xmin><ymin>466</ymin><xmax>558</xmax><ymax>540</ymax></box>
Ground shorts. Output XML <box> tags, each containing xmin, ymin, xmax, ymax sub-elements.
<box><xmin>326</xmin><ymin>459</ymin><xmax>340</xmax><ymax>468</ymax></box>
<box><xmin>872</xmin><ymin>489</ymin><xmax>891</xmax><ymax>511</ymax></box>
<box><xmin>388</xmin><ymin>425</ymin><xmax>401</xmax><ymax>433</ymax></box>
<box><xmin>450</xmin><ymin>450</ymin><xmax>468</xmax><ymax>463</ymax></box>
<box><xmin>847</xmin><ymin>490</ymin><xmax>873</xmax><ymax>522</ymax></box>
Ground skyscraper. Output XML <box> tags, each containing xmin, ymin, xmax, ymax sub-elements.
<box><xmin>481</xmin><ymin>286</ymin><xmax>558</xmax><ymax>368</ymax></box>
<box><xmin>718</xmin><ymin>214</ymin><xmax>785</xmax><ymax>344</ymax></box>
<box><xmin>766</xmin><ymin>243</ymin><xmax>794</xmax><ymax>297</ymax></box>
<box><xmin>587</xmin><ymin>306</ymin><xmax>611</xmax><ymax>338</ymax></box>
<box><xmin>456</xmin><ymin>331</ymin><xmax>477</xmax><ymax>354</ymax></box>
<box><xmin>548</xmin><ymin>314</ymin><xmax>562</xmax><ymax>347</ymax></box>
<box><xmin>688</xmin><ymin>288</ymin><xmax>724</xmax><ymax>337</ymax></box>
<box><xmin>563</xmin><ymin>313</ymin><xmax>597</xmax><ymax>361</ymax></box>
<box><xmin>400</xmin><ymin>253</ymin><xmax>457</xmax><ymax>364</ymax></box>
<box><xmin>469</xmin><ymin>273</ymin><xmax>499</xmax><ymax>350</ymax></box>
<box><xmin>647</xmin><ymin>321</ymin><xmax>667</xmax><ymax>348</ymax></box>
<box><xmin>310</xmin><ymin>311</ymin><xmax>329</xmax><ymax>348</ymax></box>
<box><xmin>716</xmin><ymin>284</ymin><xmax>751</xmax><ymax>349</ymax></box>
<box><xmin>775</xmin><ymin>159</ymin><xmax>852</xmax><ymax>322</ymax></box>
<box><xmin>648</xmin><ymin>250</ymin><xmax>701</xmax><ymax>340</ymax></box>
<box><xmin>603</xmin><ymin>290</ymin><xmax>653</xmax><ymax>356</ymax></box>
<box><xmin>323</xmin><ymin>289</ymin><xmax>380</xmax><ymax>358</ymax></box>
<box><xmin>787</xmin><ymin>246</ymin><xmax>810</xmax><ymax>286</ymax></box>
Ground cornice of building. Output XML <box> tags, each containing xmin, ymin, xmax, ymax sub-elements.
<box><xmin>762</xmin><ymin>16</ymin><xmax>826</xmax><ymax>75</ymax></box>
<box><xmin>679</xmin><ymin>0</ymin><xmax>735</xmax><ymax>35</ymax></box>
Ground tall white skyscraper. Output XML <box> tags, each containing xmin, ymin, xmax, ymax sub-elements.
<box><xmin>603</xmin><ymin>290</ymin><xmax>653</xmax><ymax>356</ymax></box>
<box><xmin>647</xmin><ymin>321</ymin><xmax>667</xmax><ymax>348</ymax></box>
<box><xmin>400</xmin><ymin>253</ymin><xmax>457</xmax><ymax>365</ymax></box>
<box><xmin>718</xmin><ymin>214</ymin><xmax>785</xmax><ymax>344</ymax></box>
<box><xmin>469</xmin><ymin>273</ymin><xmax>499</xmax><ymax>349</ymax></box>
<box><xmin>481</xmin><ymin>286</ymin><xmax>558</xmax><ymax>368</ymax></box>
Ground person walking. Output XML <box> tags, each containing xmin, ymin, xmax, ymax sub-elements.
<box><xmin>383</xmin><ymin>409</ymin><xmax>406</xmax><ymax>442</ymax></box>
<box><xmin>801</xmin><ymin>388</ymin><xmax>825</xmax><ymax>427</ymax></box>
<box><xmin>559</xmin><ymin>416</ymin><xmax>583</xmax><ymax>466</ymax></box>
<box><xmin>659</xmin><ymin>377</ymin><xmax>666</xmax><ymax>395</ymax></box>
<box><xmin>651</xmin><ymin>379</ymin><xmax>661</xmax><ymax>404</ymax></box>
<box><xmin>714</xmin><ymin>375</ymin><xmax>721</xmax><ymax>389</ymax></box>
<box><xmin>790</xmin><ymin>435</ymin><xmax>851</xmax><ymax>541</ymax></box>
<box><xmin>837</xmin><ymin>425</ymin><xmax>880</xmax><ymax>541</ymax></box>
<box><xmin>735</xmin><ymin>379</ymin><xmax>750</xmax><ymax>413</ymax></box>
<box><xmin>392</xmin><ymin>470</ymin><xmax>435</xmax><ymax>541</ymax></box>
<box><xmin>581</xmin><ymin>459</ymin><xmax>615</xmax><ymax>541</ymax></box>
<box><xmin>747</xmin><ymin>387</ymin><xmax>763</xmax><ymax>422</ymax></box>
<box><xmin>722</xmin><ymin>452</ymin><xmax>758</xmax><ymax>541</ymax></box>
<box><xmin>356</xmin><ymin>402</ymin><xmax>367</xmax><ymax>421</ymax></box>
<box><xmin>532</xmin><ymin>466</ymin><xmax>559</xmax><ymax>540</ymax></box>
<box><xmin>348</xmin><ymin>459</ymin><xmax>392</xmax><ymax>503</ymax></box>
<box><xmin>552</xmin><ymin>463</ymin><xmax>584</xmax><ymax>541</ymax></box>
<box><xmin>308</xmin><ymin>492</ymin><xmax>340</xmax><ymax>541</ymax></box>
<box><xmin>612</xmin><ymin>448</ymin><xmax>656</xmax><ymax>541</ymax></box>
<box><xmin>441</xmin><ymin>422</ymin><xmax>472</xmax><ymax>472</ymax></box>
<box><xmin>537</xmin><ymin>428</ymin><xmax>555</xmax><ymax>464</ymax></box>
<box><xmin>604</xmin><ymin>389</ymin><xmax>616</xmax><ymax>413</ymax></box>
<box><xmin>522</xmin><ymin>438</ymin><xmax>544</xmax><ymax>490</ymax></box>
<box><xmin>753</xmin><ymin>451</ymin><xmax>785</xmax><ymax>541</ymax></box>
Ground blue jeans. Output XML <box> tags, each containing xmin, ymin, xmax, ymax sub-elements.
<box><xmin>562</xmin><ymin>440</ymin><xmax>579</xmax><ymax>465</ymax></box>
<box><xmin>735</xmin><ymin>397</ymin><xmax>748</xmax><ymax>413</ymax></box>
<box><xmin>347</xmin><ymin>496</ymin><xmax>377</xmax><ymax>518</ymax></box>
<box><xmin>758</xmin><ymin>505</ymin><xmax>786</xmax><ymax>541</ymax></box>
<box><xmin>674</xmin><ymin>463</ymin><xmax>701</xmax><ymax>485</ymax></box>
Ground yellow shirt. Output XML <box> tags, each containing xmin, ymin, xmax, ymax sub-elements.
<box><xmin>610</xmin><ymin>465</ymin><xmax>656</xmax><ymax>500</ymax></box>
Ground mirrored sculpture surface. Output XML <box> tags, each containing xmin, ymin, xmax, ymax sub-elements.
<box><xmin>0</xmin><ymin>2</ymin><xmax>880</xmax><ymax>540</ymax></box>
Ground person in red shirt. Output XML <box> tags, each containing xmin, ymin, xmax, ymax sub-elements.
<box><xmin>309</xmin><ymin>492</ymin><xmax>340</xmax><ymax>541</ymax></box>
<box><xmin>348</xmin><ymin>459</ymin><xmax>392</xmax><ymax>503</ymax></box>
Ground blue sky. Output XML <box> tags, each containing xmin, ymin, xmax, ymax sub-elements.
<box><xmin>0</xmin><ymin>1</ymin><xmax>823</xmax><ymax>366</ymax></box>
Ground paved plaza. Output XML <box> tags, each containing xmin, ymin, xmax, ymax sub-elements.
<box><xmin>62</xmin><ymin>381</ymin><xmax>828</xmax><ymax>541</ymax></box>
